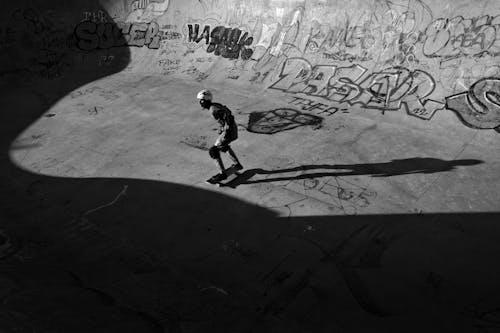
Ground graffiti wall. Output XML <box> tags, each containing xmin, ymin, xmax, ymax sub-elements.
<box><xmin>115</xmin><ymin>0</ymin><xmax>500</xmax><ymax>132</ymax></box>
<box><xmin>3</xmin><ymin>0</ymin><xmax>500</xmax><ymax>131</ymax></box>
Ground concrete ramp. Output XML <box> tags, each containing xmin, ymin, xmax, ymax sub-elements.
<box><xmin>1</xmin><ymin>0</ymin><xmax>500</xmax><ymax>332</ymax></box>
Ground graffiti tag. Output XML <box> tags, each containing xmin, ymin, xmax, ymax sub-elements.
<box><xmin>269</xmin><ymin>58</ymin><xmax>444</xmax><ymax>119</ymax></box>
<box><xmin>446</xmin><ymin>78</ymin><xmax>500</xmax><ymax>130</ymax></box>
<box><xmin>187</xmin><ymin>24</ymin><xmax>254</xmax><ymax>60</ymax></box>
<box><xmin>74</xmin><ymin>21</ymin><xmax>161</xmax><ymax>50</ymax></box>
<box><xmin>423</xmin><ymin>15</ymin><xmax>500</xmax><ymax>58</ymax></box>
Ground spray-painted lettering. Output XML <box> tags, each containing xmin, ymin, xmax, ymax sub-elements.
<box><xmin>269</xmin><ymin>58</ymin><xmax>444</xmax><ymax>120</ymax></box>
<box><xmin>446</xmin><ymin>78</ymin><xmax>500</xmax><ymax>130</ymax></box>
<box><xmin>423</xmin><ymin>15</ymin><xmax>500</xmax><ymax>58</ymax></box>
<box><xmin>82</xmin><ymin>10</ymin><xmax>107</xmax><ymax>23</ymax></box>
<box><xmin>74</xmin><ymin>21</ymin><xmax>161</xmax><ymax>51</ymax></box>
<box><xmin>187</xmin><ymin>24</ymin><xmax>254</xmax><ymax>60</ymax></box>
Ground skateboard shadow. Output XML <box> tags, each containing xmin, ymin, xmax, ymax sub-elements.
<box><xmin>225</xmin><ymin>157</ymin><xmax>483</xmax><ymax>188</ymax></box>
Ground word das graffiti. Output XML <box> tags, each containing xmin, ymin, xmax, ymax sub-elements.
<box><xmin>98</xmin><ymin>55</ymin><xmax>115</xmax><ymax>66</ymax></box>
<box><xmin>158</xmin><ymin>59</ymin><xmax>181</xmax><ymax>74</ymax></box>
<box><xmin>70</xmin><ymin>86</ymin><xmax>120</xmax><ymax>101</ymax></box>
<box><xmin>247</xmin><ymin>108</ymin><xmax>323</xmax><ymax>134</ymax></box>
<box><xmin>127</xmin><ymin>0</ymin><xmax>169</xmax><ymax>22</ymax></box>
<box><xmin>304</xmin><ymin>9</ymin><xmax>422</xmax><ymax>65</ymax></box>
<box><xmin>75</xmin><ymin>21</ymin><xmax>161</xmax><ymax>50</ymax></box>
<box><xmin>187</xmin><ymin>24</ymin><xmax>254</xmax><ymax>60</ymax></box>
<box><xmin>82</xmin><ymin>11</ymin><xmax>107</xmax><ymax>23</ymax></box>
<box><xmin>269</xmin><ymin>58</ymin><xmax>443</xmax><ymax>120</ymax></box>
<box><xmin>439</xmin><ymin>57</ymin><xmax>500</xmax><ymax>94</ymax></box>
<box><xmin>7</xmin><ymin>8</ymin><xmax>76</xmax><ymax>79</ymax></box>
<box><xmin>424</xmin><ymin>15</ymin><xmax>500</xmax><ymax>58</ymax></box>
<box><xmin>289</xmin><ymin>97</ymin><xmax>346</xmax><ymax>117</ymax></box>
<box><xmin>446</xmin><ymin>78</ymin><xmax>500</xmax><ymax>130</ymax></box>
<box><xmin>160</xmin><ymin>30</ymin><xmax>182</xmax><ymax>40</ymax></box>
<box><xmin>306</xmin><ymin>21</ymin><xmax>377</xmax><ymax>54</ymax></box>
<box><xmin>322</xmin><ymin>51</ymin><xmax>373</xmax><ymax>63</ymax></box>
<box><xmin>161</xmin><ymin>24</ymin><xmax>177</xmax><ymax>30</ymax></box>
<box><xmin>159</xmin><ymin>59</ymin><xmax>180</xmax><ymax>66</ymax></box>
<box><xmin>132</xmin><ymin>0</ymin><xmax>151</xmax><ymax>10</ymax></box>
<box><xmin>38</xmin><ymin>51</ymin><xmax>73</xmax><ymax>79</ymax></box>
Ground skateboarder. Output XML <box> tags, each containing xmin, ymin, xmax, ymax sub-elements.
<box><xmin>197</xmin><ymin>89</ymin><xmax>243</xmax><ymax>183</ymax></box>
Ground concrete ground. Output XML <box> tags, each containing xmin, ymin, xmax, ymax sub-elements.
<box><xmin>2</xmin><ymin>72</ymin><xmax>500</xmax><ymax>332</ymax></box>
<box><xmin>9</xmin><ymin>74</ymin><xmax>499</xmax><ymax>215</ymax></box>
<box><xmin>1</xmin><ymin>0</ymin><xmax>500</xmax><ymax>332</ymax></box>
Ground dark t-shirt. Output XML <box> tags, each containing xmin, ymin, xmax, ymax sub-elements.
<box><xmin>210</xmin><ymin>103</ymin><xmax>238</xmax><ymax>143</ymax></box>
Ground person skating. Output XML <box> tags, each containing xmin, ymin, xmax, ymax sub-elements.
<box><xmin>197</xmin><ymin>89</ymin><xmax>243</xmax><ymax>183</ymax></box>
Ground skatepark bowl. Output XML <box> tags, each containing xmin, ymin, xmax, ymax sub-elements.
<box><xmin>1</xmin><ymin>0</ymin><xmax>500</xmax><ymax>332</ymax></box>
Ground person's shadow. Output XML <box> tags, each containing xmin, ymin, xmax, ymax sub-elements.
<box><xmin>225</xmin><ymin>157</ymin><xmax>483</xmax><ymax>188</ymax></box>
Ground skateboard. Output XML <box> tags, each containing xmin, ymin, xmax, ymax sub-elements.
<box><xmin>206</xmin><ymin>165</ymin><xmax>242</xmax><ymax>187</ymax></box>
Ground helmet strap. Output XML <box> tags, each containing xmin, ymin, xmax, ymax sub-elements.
<box><xmin>200</xmin><ymin>99</ymin><xmax>211</xmax><ymax>109</ymax></box>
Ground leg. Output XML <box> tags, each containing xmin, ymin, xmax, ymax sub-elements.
<box><xmin>209</xmin><ymin>146</ymin><xmax>226</xmax><ymax>174</ymax></box>
<box><xmin>214</xmin><ymin>156</ymin><xmax>225</xmax><ymax>173</ymax></box>
<box><xmin>221</xmin><ymin>145</ymin><xmax>243</xmax><ymax>170</ymax></box>
<box><xmin>226</xmin><ymin>147</ymin><xmax>240</xmax><ymax>165</ymax></box>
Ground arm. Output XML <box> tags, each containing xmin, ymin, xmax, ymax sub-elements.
<box><xmin>214</xmin><ymin>109</ymin><xmax>231</xmax><ymax>146</ymax></box>
<box><xmin>215</xmin><ymin>123</ymin><xmax>230</xmax><ymax>146</ymax></box>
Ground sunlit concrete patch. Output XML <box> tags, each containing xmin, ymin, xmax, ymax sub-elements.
<box><xmin>7</xmin><ymin>74</ymin><xmax>498</xmax><ymax>218</ymax></box>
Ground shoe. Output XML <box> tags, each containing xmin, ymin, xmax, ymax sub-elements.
<box><xmin>230</xmin><ymin>162</ymin><xmax>243</xmax><ymax>171</ymax></box>
<box><xmin>210</xmin><ymin>173</ymin><xmax>227</xmax><ymax>182</ymax></box>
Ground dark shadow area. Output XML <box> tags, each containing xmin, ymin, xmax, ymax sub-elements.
<box><xmin>2</xmin><ymin>174</ymin><xmax>500</xmax><ymax>331</ymax></box>
<box><xmin>223</xmin><ymin>157</ymin><xmax>484</xmax><ymax>188</ymax></box>
<box><xmin>1</xmin><ymin>2</ymin><xmax>500</xmax><ymax>332</ymax></box>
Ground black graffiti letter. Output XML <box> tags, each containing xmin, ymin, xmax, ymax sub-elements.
<box><xmin>188</xmin><ymin>24</ymin><xmax>199</xmax><ymax>42</ymax></box>
<box><xmin>75</xmin><ymin>21</ymin><xmax>99</xmax><ymax>51</ymax></box>
<box><xmin>239</xmin><ymin>31</ymin><xmax>254</xmax><ymax>60</ymax></box>
<box><xmin>97</xmin><ymin>23</ymin><xmax>114</xmax><ymax>49</ymax></box>
<box><xmin>207</xmin><ymin>26</ymin><xmax>226</xmax><ymax>55</ymax></box>
<box><xmin>145</xmin><ymin>22</ymin><xmax>160</xmax><ymax>49</ymax></box>
<box><xmin>223</xmin><ymin>28</ymin><xmax>242</xmax><ymax>59</ymax></box>
<box><xmin>199</xmin><ymin>25</ymin><xmax>210</xmax><ymax>44</ymax></box>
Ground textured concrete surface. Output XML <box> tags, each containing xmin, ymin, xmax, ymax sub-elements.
<box><xmin>1</xmin><ymin>0</ymin><xmax>500</xmax><ymax>332</ymax></box>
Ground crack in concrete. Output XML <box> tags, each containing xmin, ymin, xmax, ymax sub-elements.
<box><xmin>83</xmin><ymin>185</ymin><xmax>128</xmax><ymax>216</ymax></box>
